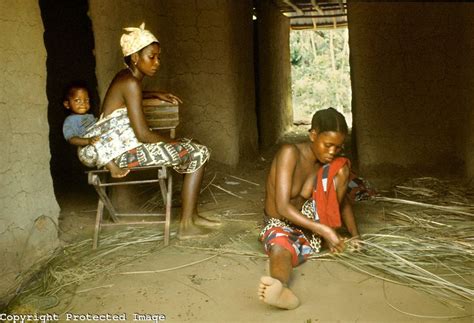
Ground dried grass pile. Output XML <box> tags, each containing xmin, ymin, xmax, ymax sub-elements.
<box><xmin>314</xmin><ymin>177</ymin><xmax>473</xmax><ymax>312</ymax></box>
<box><xmin>6</xmin><ymin>176</ymin><xmax>473</xmax><ymax>317</ymax></box>
<box><xmin>7</xmin><ymin>227</ymin><xmax>167</xmax><ymax>312</ymax></box>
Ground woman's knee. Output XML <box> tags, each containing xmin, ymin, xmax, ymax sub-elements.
<box><xmin>336</xmin><ymin>165</ymin><xmax>350</xmax><ymax>187</ymax></box>
<box><xmin>269</xmin><ymin>244</ymin><xmax>292</xmax><ymax>260</ymax></box>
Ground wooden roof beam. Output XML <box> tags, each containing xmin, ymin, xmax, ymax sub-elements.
<box><xmin>283</xmin><ymin>0</ymin><xmax>304</xmax><ymax>15</ymax></box>
<box><xmin>291</xmin><ymin>20</ymin><xmax>348</xmax><ymax>30</ymax></box>
<box><xmin>311</xmin><ymin>0</ymin><xmax>324</xmax><ymax>15</ymax></box>
<box><xmin>288</xmin><ymin>12</ymin><xmax>347</xmax><ymax>19</ymax></box>
<box><xmin>337</xmin><ymin>0</ymin><xmax>346</xmax><ymax>13</ymax></box>
<box><xmin>279</xmin><ymin>3</ymin><xmax>347</xmax><ymax>13</ymax></box>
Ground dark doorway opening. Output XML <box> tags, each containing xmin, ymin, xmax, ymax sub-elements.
<box><xmin>39</xmin><ymin>0</ymin><xmax>99</xmax><ymax>206</ymax></box>
<box><xmin>290</xmin><ymin>28</ymin><xmax>352</xmax><ymax>128</ymax></box>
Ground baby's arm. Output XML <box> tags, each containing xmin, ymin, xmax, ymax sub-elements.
<box><xmin>68</xmin><ymin>136</ymin><xmax>99</xmax><ymax>147</ymax></box>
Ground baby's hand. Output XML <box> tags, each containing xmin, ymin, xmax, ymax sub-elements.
<box><xmin>88</xmin><ymin>136</ymin><xmax>100</xmax><ymax>145</ymax></box>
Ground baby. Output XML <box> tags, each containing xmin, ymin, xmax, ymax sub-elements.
<box><xmin>62</xmin><ymin>82</ymin><xmax>130</xmax><ymax>178</ymax></box>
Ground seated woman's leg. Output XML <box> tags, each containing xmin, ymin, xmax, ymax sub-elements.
<box><xmin>179</xmin><ymin>159</ymin><xmax>221</xmax><ymax>238</ymax></box>
<box><xmin>258</xmin><ymin>245</ymin><xmax>300</xmax><ymax>310</ymax></box>
<box><xmin>116</xmin><ymin>140</ymin><xmax>218</xmax><ymax>238</ymax></box>
<box><xmin>178</xmin><ymin>161</ymin><xmax>211</xmax><ymax>239</ymax></box>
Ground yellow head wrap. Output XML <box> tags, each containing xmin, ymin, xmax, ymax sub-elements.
<box><xmin>120</xmin><ymin>22</ymin><xmax>159</xmax><ymax>57</ymax></box>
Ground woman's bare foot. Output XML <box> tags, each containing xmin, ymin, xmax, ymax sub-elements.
<box><xmin>177</xmin><ymin>222</ymin><xmax>210</xmax><ymax>240</ymax></box>
<box><xmin>110</xmin><ymin>168</ymin><xmax>130</xmax><ymax>178</ymax></box>
<box><xmin>105</xmin><ymin>162</ymin><xmax>130</xmax><ymax>178</ymax></box>
<box><xmin>193</xmin><ymin>214</ymin><xmax>222</xmax><ymax>228</ymax></box>
<box><xmin>258</xmin><ymin>276</ymin><xmax>299</xmax><ymax>310</ymax></box>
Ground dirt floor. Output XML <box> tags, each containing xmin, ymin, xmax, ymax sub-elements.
<box><xmin>7</xmin><ymin>128</ymin><xmax>473</xmax><ymax>323</ymax></box>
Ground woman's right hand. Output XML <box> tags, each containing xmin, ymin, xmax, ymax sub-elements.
<box><xmin>319</xmin><ymin>225</ymin><xmax>345</xmax><ymax>253</ymax></box>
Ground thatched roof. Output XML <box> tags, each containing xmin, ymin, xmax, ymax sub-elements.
<box><xmin>272</xmin><ymin>0</ymin><xmax>347</xmax><ymax>30</ymax></box>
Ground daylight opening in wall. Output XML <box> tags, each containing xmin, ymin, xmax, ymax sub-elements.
<box><xmin>290</xmin><ymin>28</ymin><xmax>352</xmax><ymax>128</ymax></box>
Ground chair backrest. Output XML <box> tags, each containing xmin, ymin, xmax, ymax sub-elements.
<box><xmin>142</xmin><ymin>93</ymin><xmax>179</xmax><ymax>139</ymax></box>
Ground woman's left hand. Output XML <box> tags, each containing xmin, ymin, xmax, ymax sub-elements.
<box><xmin>346</xmin><ymin>235</ymin><xmax>362</xmax><ymax>252</ymax></box>
<box><xmin>156</xmin><ymin>92</ymin><xmax>183</xmax><ymax>105</ymax></box>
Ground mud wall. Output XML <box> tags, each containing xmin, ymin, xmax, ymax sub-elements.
<box><xmin>255</xmin><ymin>0</ymin><xmax>293</xmax><ymax>148</ymax></box>
<box><xmin>464</xmin><ymin>8</ymin><xmax>474</xmax><ymax>182</ymax></box>
<box><xmin>348</xmin><ymin>2</ymin><xmax>474</xmax><ymax>179</ymax></box>
<box><xmin>0</xmin><ymin>0</ymin><xmax>60</xmax><ymax>305</ymax></box>
<box><xmin>89</xmin><ymin>0</ymin><xmax>257</xmax><ymax>165</ymax></box>
<box><xmin>468</xmin><ymin>107</ymin><xmax>474</xmax><ymax>180</ymax></box>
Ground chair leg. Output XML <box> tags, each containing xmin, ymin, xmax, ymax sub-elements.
<box><xmin>89</xmin><ymin>166</ymin><xmax>173</xmax><ymax>248</ymax></box>
<box><xmin>90</xmin><ymin>173</ymin><xmax>119</xmax><ymax>222</ymax></box>
<box><xmin>159</xmin><ymin>177</ymin><xmax>167</xmax><ymax>204</ymax></box>
<box><xmin>93</xmin><ymin>199</ymin><xmax>104</xmax><ymax>249</ymax></box>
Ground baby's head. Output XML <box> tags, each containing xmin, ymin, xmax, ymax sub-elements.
<box><xmin>63</xmin><ymin>81</ymin><xmax>91</xmax><ymax>115</ymax></box>
<box><xmin>309</xmin><ymin>108</ymin><xmax>348</xmax><ymax>163</ymax></box>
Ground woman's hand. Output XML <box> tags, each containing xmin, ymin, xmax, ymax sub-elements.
<box><xmin>155</xmin><ymin>92</ymin><xmax>183</xmax><ymax>105</ymax></box>
<box><xmin>350</xmin><ymin>235</ymin><xmax>363</xmax><ymax>251</ymax></box>
<box><xmin>328</xmin><ymin>235</ymin><xmax>345</xmax><ymax>253</ymax></box>
<box><xmin>318</xmin><ymin>225</ymin><xmax>345</xmax><ymax>253</ymax></box>
<box><xmin>344</xmin><ymin>235</ymin><xmax>362</xmax><ymax>252</ymax></box>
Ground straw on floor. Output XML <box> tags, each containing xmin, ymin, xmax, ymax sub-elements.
<box><xmin>312</xmin><ymin>177</ymin><xmax>473</xmax><ymax>311</ymax></box>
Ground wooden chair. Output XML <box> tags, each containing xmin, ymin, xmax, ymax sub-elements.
<box><xmin>88</xmin><ymin>96</ymin><xmax>179</xmax><ymax>249</ymax></box>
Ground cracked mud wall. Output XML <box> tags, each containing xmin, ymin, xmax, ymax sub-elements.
<box><xmin>467</xmin><ymin>103</ymin><xmax>474</xmax><ymax>180</ymax></box>
<box><xmin>463</xmin><ymin>12</ymin><xmax>474</xmax><ymax>181</ymax></box>
<box><xmin>0</xmin><ymin>0</ymin><xmax>60</xmax><ymax>305</ymax></box>
<box><xmin>255</xmin><ymin>0</ymin><xmax>293</xmax><ymax>148</ymax></box>
<box><xmin>348</xmin><ymin>2</ymin><xmax>474</xmax><ymax>179</ymax></box>
<box><xmin>89</xmin><ymin>0</ymin><xmax>258</xmax><ymax>166</ymax></box>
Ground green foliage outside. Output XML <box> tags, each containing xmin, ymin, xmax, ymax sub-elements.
<box><xmin>290</xmin><ymin>28</ymin><xmax>352</xmax><ymax>127</ymax></box>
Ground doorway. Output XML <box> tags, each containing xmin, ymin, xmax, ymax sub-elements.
<box><xmin>39</xmin><ymin>0</ymin><xmax>100</xmax><ymax>204</ymax></box>
<box><xmin>290</xmin><ymin>28</ymin><xmax>352</xmax><ymax>127</ymax></box>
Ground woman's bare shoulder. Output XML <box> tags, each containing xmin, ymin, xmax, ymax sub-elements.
<box><xmin>277</xmin><ymin>143</ymin><xmax>304</xmax><ymax>159</ymax></box>
<box><xmin>110</xmin><ymin>69</ymin><xmax>139</xmax><ymax>89</ymax></box>
<box><xmin>278</xmin><ymin>143</ymin><xmax>298</xmax><ymax>153</ymax></box>
<box><xmin>109</xmin><ymin>70</ymin><xmax>142</xmax><ymax>97</ymax></box>
<box><xmin>271</xmin><ymin>144</ymin><xmax>301</xmax><ymax>170</ymax></box>
<box><xmin>102</xmin><ymin>70</ymin><xmax>140</xmax><ymax>114</ymax></box>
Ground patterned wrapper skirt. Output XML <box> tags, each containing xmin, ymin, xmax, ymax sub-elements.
<box><xmin>115</xmin><ymin>138</ymin><xmax>210</xmax><ymax>174</ymax></box>
<box><xmin>78</xmin><ymin>107</ymin><xmax>210</xmax><ymax>174</ymax></box>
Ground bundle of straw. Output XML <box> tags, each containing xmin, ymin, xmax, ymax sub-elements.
<box><xmin>314</xmin><ymin>177</ymin><xmax>474</xmax><ymax>311</ymax></box>
<box><xmin>315</xmin><ymin>226</ymin><xmax>473</xmax><ymax>309</ymax></box>
<box><xmin>391</xmin><ymin>177</ymin><xmax>473</xmax><ymax>207</ymax></box>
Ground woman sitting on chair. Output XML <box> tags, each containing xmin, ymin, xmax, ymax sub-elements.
<box><xmin>79</xmin><ymin>23</ymin><xmax>219</xmax><ymax>239</ymax></box>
